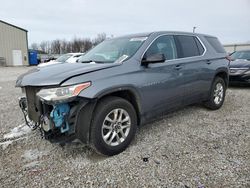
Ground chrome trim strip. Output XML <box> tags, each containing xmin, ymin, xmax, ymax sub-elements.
<box><xmin>230</xmin><ymin>67</ymin><xmax>249</xmax><ymax>70</ymax></box>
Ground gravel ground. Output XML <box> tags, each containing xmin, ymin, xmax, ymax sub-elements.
<box><xmin>0</xmin><ymin>66</ymin><xmax>249</xmax><ymax>188</ymax></box>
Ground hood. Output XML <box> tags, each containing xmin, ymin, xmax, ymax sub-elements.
<box><xmin>16</xmin><ymin>62</ymin><xmax>120</xmax><ymax>87</ymax></box>
<box><xmin>230</xmin><ymin>59</ymin><xmax>250</xmax><ymax>68</ymax></box>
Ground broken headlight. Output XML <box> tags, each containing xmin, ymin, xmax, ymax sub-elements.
<box><xmin>37</xmin><ymin>82</ymin><xmax>91</xmax><ymax>102</ymax></box>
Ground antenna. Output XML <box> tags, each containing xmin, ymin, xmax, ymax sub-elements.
<box><xmin>193</xmin><ymin>26</ymin><xmax>197</xmax><ymax>33</ymax></box>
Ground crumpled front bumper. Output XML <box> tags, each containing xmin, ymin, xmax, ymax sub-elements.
<box><xmin>18</xmin><ymin>89</ymin><xmax>97</xmax><ymax>144</ymax></box>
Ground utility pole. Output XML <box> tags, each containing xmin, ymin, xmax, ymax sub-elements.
<box><xmin>193</xmin><ymin>26</ymin><xmax>197</xmax><ymax>33</ymax></box>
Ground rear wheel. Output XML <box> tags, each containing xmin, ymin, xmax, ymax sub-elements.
<box><xmin>204</xmin><ymin>77</ymin><xmax>226</xmax><ymax>110</ymax></box>
<box><xmin>90</xmin><ymin>96</ymin><xmax>137</xmax><ymax>156</ymax></box>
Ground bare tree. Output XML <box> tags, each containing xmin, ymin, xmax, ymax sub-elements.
<box><xmin>34</xmin><ymin>33</ymin><xmax>106</xmax><ymax>54</ymax></box>
<box><xmin>51</xmin><ymin>40</ymin><xmax>61</xmax><ymax>54</ymax></box>
<box><xmin>83</xmin><ymin>38</ymin><xmax>93</xmax><ymax>52</ymax></box>
<box><xmin>39</xmin><ymin>41</ymin><xmax>51</xmax><ymax>54</ymax></box>
<box><xmin>30</xmin><ymin>43</ymin><xmax>39</xmax><ymax>50</ymax></box>
<box><xmin>66</xmin><ymin>41</ymin><xmax>72</xmax><ymax>53</ymax></box>
<box><xmin>92</xmin><ymin>33</ymin><xmax>106</xmax><ymax>46</ymax></box>
<box><xmin>72</xmin><ymin>37</ymin><xmax>82</xmax><ymax>52</ymax></box>
<box><xmin>60</xmin><ymin>40</ymin><xmax>68</xmax><ymax>54</ymax></box>
<box><xmin>40</xmin><ymin>41</ymin><xmax>47</xmax><ymax>53</ymax></box>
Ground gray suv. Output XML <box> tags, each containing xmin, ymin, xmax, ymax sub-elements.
<box><xmin>16</xmin><ymin>31</ymin><xmax>229</xmax><ymax>156</ymax></box>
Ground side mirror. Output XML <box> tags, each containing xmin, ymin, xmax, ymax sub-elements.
<box><xmin>76</xmin><ymin>59</ymin><xmax>79</xmax><ymax>63</ymax></box>
<box><xmin>142</xmin><ymin>53</ymin><xmax>165</xmax><ymax>67</ymax></box>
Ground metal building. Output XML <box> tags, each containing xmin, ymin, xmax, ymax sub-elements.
<box><xmin>224</xmin><ymin>43</ymin><xmax>250</xmax><ymax>53</ymax></box>
<box><xmin>0</xmin><ymin>20</ymin><xmax>29</xmax><ymax>66</ymax></box>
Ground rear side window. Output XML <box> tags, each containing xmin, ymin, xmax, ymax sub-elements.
<box><xmin>175</xmin><ymin>35</ymin><xmax>203</xmax><ymax>58</ymax></box>
<box><xmin>205</xmin><ymin>36</ymin><xmax>225</xmax><ymax>53</ymax></box>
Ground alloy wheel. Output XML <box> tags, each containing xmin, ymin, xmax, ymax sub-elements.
<box><xmin>101</xmin><ymin>108</ymin><xmax>131</xmax><ymax>146</ymax></box>
<box><xmin>213</xmin><ymin>82</ymin><xmax>224</xmax><ymax>105</ymax></box>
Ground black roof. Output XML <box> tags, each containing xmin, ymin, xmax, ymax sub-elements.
<box><xmin>0</xmin><ymin>20</ymin><xmax>28</xmax><ymax>32</ymax></box>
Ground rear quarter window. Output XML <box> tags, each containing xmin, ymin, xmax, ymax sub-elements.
<box><xmin>205</xmin><ymin>36</ymin><xmax>225</xmax><ymax>53</ymax></box>
<box><xmin>194</xmin><ymin>37</ymin><xmax>205</xmax><ymax>55</ymax></box>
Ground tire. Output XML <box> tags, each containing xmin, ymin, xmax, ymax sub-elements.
<box><xmin>204</xmin><ymin>77</ymin><xmax>226</xmax><ymax>110</ymax></box>
<box><xmin>90</xmin><ymin>96</ymin><xmax>137</xmax><ymax>156</ymax></box>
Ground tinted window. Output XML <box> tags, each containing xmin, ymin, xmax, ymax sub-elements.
<box><xmin>195</xmin><ymin>37</ymin><xmax>205</xmax><ymax>55</ymax></box>
<box><xmin>145</xmin><ymin>35</ymin><xmax>177</xmax><ymax>60</ymax></box>
<box><xmin>56</xmin><ymin>54</ymin><xmax>72</xmax><ymax>62</ymax></box>
<box><xmin>175</xmin><ymin>35</ymin><xmax>200</xmax><ymax>58</ymax></box>
<box><xmin>205</xmin><ymin>36</ymin><xmax>225</xmax><ymax>53</ymax></box>
<box><xmin>231</xmin><ymin>51</ymin><xmax>250</xmax><ymax>60</ymax></box>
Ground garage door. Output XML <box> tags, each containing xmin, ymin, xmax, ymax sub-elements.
<box><xmin>12</xmin><ymin>50</ymin><xmax>23</xmax><ymax>66</ymax></box>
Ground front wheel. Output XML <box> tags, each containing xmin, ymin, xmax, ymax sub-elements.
<box><xmin>90</xmin><ymin>96</ymin><xmax>137</xmax><ymax>156</ymax></box>
<box><xmin>204</xmin><ymin>77</ymin><xmax>226</xmax><ymax>110</ymax></box>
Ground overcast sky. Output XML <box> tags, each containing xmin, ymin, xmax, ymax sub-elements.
<box><xmin>0</xmin><ymin>0</ymin><xmax>249</xmax><ymax>45</ymax></box>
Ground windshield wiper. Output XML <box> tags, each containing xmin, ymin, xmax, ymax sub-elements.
<box><xmin>80</xmin><ymin>60</ymin><xmax>105</xmax><ymax>64</ymax></box>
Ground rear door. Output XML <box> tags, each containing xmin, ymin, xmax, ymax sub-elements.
<box><xmin>174</xmin><ymin>35</ymin><xmax>207</xmax><ymax>104</ymax></box>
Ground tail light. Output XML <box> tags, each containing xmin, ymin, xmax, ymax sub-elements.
<box><xmin>226</xmin><ymin>55</ymin><xmax>232</xmax><ymax>62</ymax></box>
<box><xmin>226</xmin><ymin>55</ymin><xmax>232</xmax><ymax>65</ymax></box>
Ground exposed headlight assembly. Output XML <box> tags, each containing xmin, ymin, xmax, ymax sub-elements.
<box><xmin>37</xmin><ymin>82</ymin><xmax>91</xmax><ymax>102</ymax></box>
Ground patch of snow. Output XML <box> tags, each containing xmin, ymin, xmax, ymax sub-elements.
<box><xmin>0</xmin><ymin>140</ymin><xmax>13</xmax><ymax>150</ymax></box>
<box><xmin>70</xmin><ymin>157</ymin><xmax>91</xmax><ymax>169</ymax></box>
<box><xmin>0</xmin><ymin>137</ymin><xmax>27</xmax><ymax>150</ymax></box>
<box><xmin>3</xmin><ymin>124</ymin><xmax>31</xmax><ymax>139</ymax></box>
<box><xmin>22</xmin><ymin>149</ymin><xmax>49</xmax><ymax>161</ymax></box>
<box><xmin>23</xmin><ymin>161</ymin><xmax>41</xmax><ymax>169</ymax></box>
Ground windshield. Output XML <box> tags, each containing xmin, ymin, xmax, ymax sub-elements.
<box><xmin>231</xmin><ymin>51</ymin><xmax>250</xmax><ymax>60</ymax></box>
<box><xmin>56</xmin><ymin>54</ymin><xmax>72</xmax><ymax>62</ymax></box>
<box><xmin>78</xmin><ymin>37</ymin><xmax>147</xmax><ymax>63</ymax></box>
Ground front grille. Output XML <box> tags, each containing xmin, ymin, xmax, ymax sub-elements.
<box><xmin>25</xmin><ymin>87</ymin><xmax>42</xmax><ymax>122</ymax></box>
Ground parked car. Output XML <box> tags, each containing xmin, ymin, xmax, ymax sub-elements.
<box><xmin>38</xmin><ymin>53</ymin><xmax>83</xmax><ymax>67</ymax></box>
<box><xmin>229</xmin><ymin>50</ymin><xmax>250</xmax><ymax>85</ymax></box>
<box><xmin>16</xmin><ymin>31</ymin><xmax>229</xmax><ymax>156</ymax></box>
<box><xmin>43</xmin><ymin>57</ymin><xmax>57</xmax><ymax>63</ymax></box>
<box><xmin>66</xmin><ymin>53</ymin><xmax>84</xmax><ymax>63</ymax></box>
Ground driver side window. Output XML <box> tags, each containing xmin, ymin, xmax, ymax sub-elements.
<box><xmin>145</xmin><ymin>35</ymin><xmax>177</xmax><ymax>60</ymax></box>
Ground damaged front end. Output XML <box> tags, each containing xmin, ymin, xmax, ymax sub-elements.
<box><xmin>18</xmin><ymin>83</ymin><xmax>95</xmax><ymax>144</ymax></box>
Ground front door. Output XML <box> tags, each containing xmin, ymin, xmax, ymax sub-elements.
<box><xmin>139</xmin><ymin>35</ymin><xmax>185</xmax><ymax>119</ymax></box>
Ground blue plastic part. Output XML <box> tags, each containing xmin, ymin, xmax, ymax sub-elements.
<box><xmin>50</xmin><ymin>103</ymin><xmax>70</xmax><ymax>133</ymax></box>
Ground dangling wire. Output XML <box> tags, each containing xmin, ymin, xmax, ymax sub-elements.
<box><xmin>19</xmin><ymin>97</ymin><xmax>40</xmax><ymax>130</ymax></box>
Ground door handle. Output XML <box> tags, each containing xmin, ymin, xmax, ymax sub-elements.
<box><xmin>206</xmin><ymin>60</ymin><xmax>211</xmax><ymax>65</ymax></box>
<box><xmin>174</xmin><ymin>65</ymin><xmax>182</xmax><ymax>70</ymax></box>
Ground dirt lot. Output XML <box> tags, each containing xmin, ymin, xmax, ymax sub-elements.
<box><xmin>0</xmin><ymin>67</ymin><xmax>249</xmax><ymax>188</ymax></box>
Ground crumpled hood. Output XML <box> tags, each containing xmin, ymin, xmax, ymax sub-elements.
<box><xmin>230</xmin><ymin>59</ymin><xmax>250</xmax><ymax>68</ymax></box>
<box><xmin>16</xmin><ymin>62</ymin><xmax>120</xmax><ymax>87</ymax></box>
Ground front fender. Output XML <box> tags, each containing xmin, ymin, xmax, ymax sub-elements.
<box><xmin>75</xmin><ymin>99</ymin><xmax>97</xmax><ymax>144</ymax></box>
<box><xmin>93</xmin><ymin>85</ymin><xmax>141</xmax><ymax>99</ymax></box>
